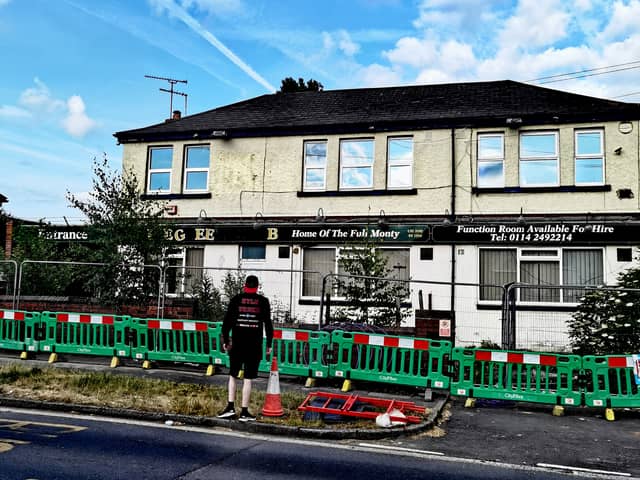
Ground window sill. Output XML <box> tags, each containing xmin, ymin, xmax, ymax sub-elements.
<box><xmin>477</xmin><ymin>303</ymin><xmax>578</xmax><ymax>312</ymax></box>
<box><xmin>472</xmin><ymin>185</ymin><xmax>611</xmax><ymax>195</ymax></box>
<box><xmin>298</xmin><ymin>188</ymin><xmax>417</xmax><ymax>197</ymax></box>
<box><xmin>299</xmin><ymin>298</ymin><xmax>413</xmax><ymax>308</ymax></box>
<box><xmin>141</xmin><ymin>192</ymin><xmax>212</xmax><ymax>200</ymax></box>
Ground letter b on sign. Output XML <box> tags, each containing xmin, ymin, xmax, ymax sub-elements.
<box><xmin>267</xmin><ymin>228</ymin><xmax>279</xmax><ymax>240</ymax></box>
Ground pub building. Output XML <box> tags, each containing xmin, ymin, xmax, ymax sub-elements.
<box><xmin>112</xmin><ymin>80</ymin><xmax>640</xmax><ymax>347</ymax></box>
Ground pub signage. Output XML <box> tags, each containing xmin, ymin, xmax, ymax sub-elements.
<box><xmin>432</xmin><ymin>222</ymin><xmax>639</xmax><ymax>245</ymax></box>
<box><xmin>163</xmin><ymin>225</ymin><xmax>429</xmax><ymax>244</ymax></box>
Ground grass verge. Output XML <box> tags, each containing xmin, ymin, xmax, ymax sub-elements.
<box><xmin>0</xmin><ymin>364</ymin><xmax>428</xmax><ymax>429</ymax></box>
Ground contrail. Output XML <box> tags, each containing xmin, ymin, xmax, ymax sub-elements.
<box><xmin>155</xmin><ymin>0</ymin><xmax>276</xmax><ymax>92</ymax></box>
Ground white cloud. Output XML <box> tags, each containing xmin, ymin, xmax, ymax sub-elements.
<box><xmin>498</xmin><ymin>0</ymin><xmax>571</xmax><ymax>51</ymax></box>
<box><xmin>177</xmin><ymin>0</ymin><xmax>244</xmax><ymax>16</ymax></box>
<box><xmin>0</xmin><ymin>105</ymin><xmax>31</xmax><ymax>119</ymax></box>
<box><xmin>149</xmin><ymin>0</ymin><xmax>275</xmax><ymax>92</ymax></box>
<box><xmin>337</xmin><ymin>30</ymin><xmax>360</xmax><ymax>56</ymax></box>
<box><xmin>357</xmin><ymin>64</ymin><xmax>403</xmax><ymax>87</ymax></box>
<box><xmin>413</xmin><ymin>0</ymin><xmax>493</xmax><ymax>30</ymax></box>
<box><xmin>62</xmin><ymin>96</ymin><xmax>96</xmax><ymax>138</ymax></box>
<box><xmin>18</xmin><ymin>78</ymin><xmax>65</xmax><ymax>112</ymax></box>
<box><xmin>597</xmin><ymin>0</ymin><xmax>640</xmax><ymax>43</ymax></box>
<box><xmin>383</xmin><ymin>36</ymin><xmax>438</xmax><ymax>68</ymax></box>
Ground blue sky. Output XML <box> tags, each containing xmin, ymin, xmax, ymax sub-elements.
<box><xmin>2</xmin><ymin>0</ymin><xmax>640</xmax><ymax>222</ymax></box>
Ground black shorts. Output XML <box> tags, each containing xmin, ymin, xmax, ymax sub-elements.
<box><xmin>228</xmin><ymin>343</ymin><xmax>262</xmax><ymax>379</ymax></box>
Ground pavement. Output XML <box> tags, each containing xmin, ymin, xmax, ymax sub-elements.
<box><xmin>0</xmin><ymin>353</ymin><xmax>448</xmax><ymax>440</ymax></box>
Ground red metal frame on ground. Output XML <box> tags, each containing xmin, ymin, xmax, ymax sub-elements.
<box><xmin>297</xmin><ymin>391</ymin><xmax>426</xmax><ymax>424</ymax></box>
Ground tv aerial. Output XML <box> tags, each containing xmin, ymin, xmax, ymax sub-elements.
<box><xmin>145</xmin><ymin>74</ymin><xmax>188</xmax><ymax>117</ymax></box>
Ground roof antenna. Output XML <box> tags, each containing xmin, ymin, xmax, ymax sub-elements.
<box><xmin>144</xmin><ymin>75</ymin><xmax>188</xmax><ymax>117</ymax></box>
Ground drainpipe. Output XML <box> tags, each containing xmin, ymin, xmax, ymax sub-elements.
<box><xmin>450</xmin><ymin>128</ymin><xmax>456</xmax><ymax>344</ymax></box>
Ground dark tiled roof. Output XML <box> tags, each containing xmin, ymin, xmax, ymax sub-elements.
<box><xmin>0</xmin><ymin>193</ymin><xmax>7</xmax><ymax>204</ymax></box>
<box><xmin>114</xmin><ymin>80</ymin><xmax>640</xmax><ymax>142</ymax></box>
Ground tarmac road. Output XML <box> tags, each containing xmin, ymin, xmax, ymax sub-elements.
<box><xmin>390</xmin><ymin>397</ymin><xmax>640</xmax><ymax>478</ymax></box>
<box><xmin>1</xmin><ymin>353</ymin><xmax>639</xmax><ymax>478</ymax></box>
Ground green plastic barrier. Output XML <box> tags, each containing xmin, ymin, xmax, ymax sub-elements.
<box><xmin>39</xmin><ymin>311</ymin><xmax>131</xmax><ymax>358</ymax></box>
<box><xmin>258</xmin><ymin>328</ymin><xmax>331</xmax><ymax>379</ymax></box>
<box><xmin>131</xmin><ymin>317</ymin><xmax>220</xmax><ymax>366</ymax></box>
<box><xmin>330</xmin><ymin>330</ymin><xmax>451</xmax><ymax>389</ymax></box>
<box><xmin>582</xmin><ymin>355</ymin><xmax>640</xmax><ymax>409</ymax></box>
<box><xmin>0</xmin><ymin>309</ymin><xmax>40</xmax><ymax>353</ymax></box>
<box><xmin>450</xmin><ymin>348</ymin><xmax>582</xmax><ymax>407</ymax></box>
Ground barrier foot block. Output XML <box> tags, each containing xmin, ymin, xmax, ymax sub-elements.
<box><xmin>19</xmin><ymin>352</ymin><xmax>28</xmax><ymax>360</ymax></box>
<box><xmin>552</xmin><ymin>405</ymin><xmax>565</xmax><ymax>417</ymax></box>
<box><xmin>341</xmin><ymin>379</ymin><xmax>352</xmax><ymax>392</ymax></box>
<box><xmin>206</xmin><ymin>365</ymin><xmax>214</xmax><ymax>376</ymax></box>
<box><xmin>605</xmin><ymin>408</ymin><xmax>615</xmax><ymax>422</ymax></box>
<box><xmin>424</xmin><ymin>388</ymin><xmax>433</xmax><ymax>402</ymax></box>
<box><xmin>110</xmin><ymin>357</ymin><xmax>120</xmax><ymax>368</ymax></box>
<box><xmin>304</xmin><ymin>377</ymin><xmax>316</xmax><ymax>388</ymax></box>
<box><xmin>48</xmin><ymin>353</ymin><xmax>58</xmax><ymax>364</ymax></box>
<box><xmin>464</xmin><ymin>398</ymin><xmax>476</xmax><ymax>408</ymax></box>
<box><xmin>142</xmin><ymin>360</ymin><xmax>152</xmax><ymax>370</ymax></box>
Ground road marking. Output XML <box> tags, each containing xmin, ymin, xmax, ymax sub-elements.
<box><xmin>1</xmin><ymin>407</ymin><xmax>634</xmax><ymax>479</ymax></box>
<box><xmin>537</xmin><ymin>463</ymin><xmax>631</xmax><ymax>477</ymax></box>
<box><xmin>0</xmin><ymin>438</ymin><xmax>30</xmax><ymax>453</ymax></box>
<box><xmin>358</xmin><ymin>442</ymin><xmax>444</xmax><ymax>456</ymax></box>
<box><xmin>0</xmin><ymin>418</ymin><xmax>87</xmax><ymax>454</ymax></box>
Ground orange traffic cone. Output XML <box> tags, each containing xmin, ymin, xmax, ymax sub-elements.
<box><xmin>262</xmin><ymin>356</ymin><xmax>284</xmax><ymax>417</ymax></box>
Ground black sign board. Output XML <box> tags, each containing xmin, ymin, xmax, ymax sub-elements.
<box><xmin>432</xmin><ymin>223</ymin><xmax>640</xmax><ymax>245</ymax></box>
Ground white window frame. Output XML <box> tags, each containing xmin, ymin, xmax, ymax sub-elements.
<box><xmin>479</xmin><ymin>246</ymin><xmax>604</xmax><ymax>305</ymax></box>
<box><xmin>387</xmin><ymin>136</ymin><xmax>413</xmax><ymax>189</ymax></box>
<box><xmin>240</xmin><ymin>244</ymin><xmax>266</xmax><ymax>262</ymax></box>
<box><xmin>303</xmin><ymin>140</ymin><xmax>328</xmax><ymax>191</ymax></box>
<box><xmin>183</xmin><ymin>145</ymin><xmax>210</xmax><ymax>192</ymax></box>
<box><xmin>574</xmin><ymin>129</ymin><xmax>605</xmax><ymax>186</ymax></box>
<box><xmin>519</xmin><ymin>131</ymin><xmax>559</xmax><ymax>187</ymax></box>
<box><xmin>339</xmin><ymin>138</ymin><xmax>374</xmax><ymax>190</ymax></box>
<box><xmin>147</xmin><ymin>146</ymin><xmax>173</xmax><ymax>193</ymax></box>
<box><xmin>163</xmin><ymin>247</ymin><xmax>204</xmax><ymax>296</ymax></box>
<box><xmin>477</xmin><ymin>133</ymin><xmax>505</xmax><ymax>188</ymax></box>
<box><xmin>301</xmin><ymin>246</ymin><xmax>410</xmax><ymax>299</ymax></box>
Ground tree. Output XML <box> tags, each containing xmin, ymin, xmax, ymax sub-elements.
<box><xmin>334</xmin><ymin>231</ymin><xmax>410</xmax><ymax>329</ymax></box>
<box><xmin>66</xmin><ymin>155</ymin><xmax>169</xmax><ymax>309</ymax></box>
<box><xmin>279</xmin><ymin>77</ymin><xmax>324</xmax><ymax>93</ymax></box>
<box><xmin>568</xmin><ymin>266</ymin><xmax>640</xmax><ymax>355</ymax></box>
<box><xmin>7</xmin><ymin>221</ymin><xmax>89</xmax><ymax>297</ymax></box>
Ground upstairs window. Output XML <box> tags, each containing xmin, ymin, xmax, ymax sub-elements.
<box><xmin>519</xmin><ymin>132</ymin><xmax>558</xmax><ymax>187</ymax></box>
<box><xmin>387</xmin><ymin>137</ymin><xmax>413</xmax><ymax>188</ymax></box>
<box><xmin>477</xmin><ymin>133</ymin><xmax>504</xmax><ymax>187</ymax></box>
<box><xmin>340</xmin><ymin>139</ymin><xmax>374</xmax><ymax>190</ymax></box>
<box><xmin>148</xmin><ymin>147</ymin><xmax>173</xmax><ymax>192</ymax></box>
<box><xmin>575</xmin><ymin>130</ymin><xmax>604</xmax><ymax>185</ymax></box>
<box><xmin>303</xmin><ymin>141</ymin><xmax>327</xmax><ymax>190</ymax></box>
<box><xmin>184</xmin><ymin>145</ymin><xmax>210</xmax><ymax>192</ymax></box>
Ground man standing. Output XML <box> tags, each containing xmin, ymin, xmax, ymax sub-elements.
<box><xmin>217</xmin><ymin>275</ymin><xmax>273</xmax><ymax>421</ymax></box>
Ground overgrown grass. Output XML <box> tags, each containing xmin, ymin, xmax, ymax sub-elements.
<box><xmin>0</xmin><ymin>364</ymin><xmax>429</xmax><ymax>429</ymax></box>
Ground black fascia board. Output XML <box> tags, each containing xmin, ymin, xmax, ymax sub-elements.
<box><xmin>114</xmin><ymin>111</ymin><xmax>640</xmax><ymax>144</ymax></box>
